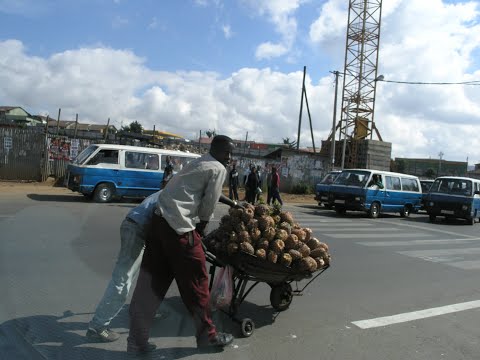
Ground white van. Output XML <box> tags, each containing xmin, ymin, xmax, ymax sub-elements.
<box><xmin>65</xmin><ymin>144</ymin><xmax>200</xmax><ymax>202</ymax></box>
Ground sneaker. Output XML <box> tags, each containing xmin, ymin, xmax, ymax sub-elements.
<box><xmin>197</xmin><ymin>332</ymin><xmax>234</xmax><ymax>349</ymax></box>
<box><xmin>127</xmin><ymin>342</ymin><xmax>157</xmax><ymax>355</ymax></box>
<box><xmin>86</xmin><ymin>327</ymin><xmax>120</xmax><ymax>343</ymax></box>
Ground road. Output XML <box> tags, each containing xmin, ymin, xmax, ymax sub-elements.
<box><xmin>1</xmin><ymin>187</ymin><xmax>480</xmax><ymax>359</ymax></box>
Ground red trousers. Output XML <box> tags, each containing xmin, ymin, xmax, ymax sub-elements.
<box><xmin>128</xmin><ymin>214</ymin><xmax>216</xmax><ymax>347</ymax></box>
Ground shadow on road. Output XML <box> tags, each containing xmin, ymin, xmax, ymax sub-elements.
<box><xmin>26</xmin><ymin>193</ymin><xmax>87</xmax><ymax>202</ymax></box>
<box><xmin>26</xmin><ymin>194</ymin><xmax>144</xmax><ymax>205</ymax></box>
<box><xmin>0</xmin><ymin>301</ymin><xmax>270</xmax><ymax>360</ymax></box>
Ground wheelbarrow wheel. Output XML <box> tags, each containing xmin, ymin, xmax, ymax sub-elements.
<box><xmin>270</xmin><ymin>283</ymin><xmax>293</xmax><ymax>312</ymax></box>
<box><xmin>241</xmin><ymin>318</ymin><xmax>255</xmax><ymax>337</ymax></box>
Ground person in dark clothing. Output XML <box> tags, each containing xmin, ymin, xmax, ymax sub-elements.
<box><xmin>127</xmin><ymin>135</ymin><xmax>237</xmax><ymax>355</ymax></box>
<box><xmin>270</xmin><ymin>166</ymin><xmax>283</xmax><ymax>206</ymax></box>
<box><xmin>160</xmin><ymin>164</ymin><xmax>174</xmax><ymax>190</ymax></box>
<box><xmin>245</xmin><ymin>166</ymin><xmax>259</xmax><ymax>204</ymax></box>
<box><xmin>229</xmin><ymin>164</ymin><xmax>239</xmax><ymax>201</ymax></box>
<box><xmin>255</xmin><ymin>166</ymin><xmax>263</xmax><ymax>202</ymax></box>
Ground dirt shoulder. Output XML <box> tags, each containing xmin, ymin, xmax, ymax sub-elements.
<box><xmin>0</xmin><ymin>180</ymin><xmax>317</xmax><ymax>205</ymax></box>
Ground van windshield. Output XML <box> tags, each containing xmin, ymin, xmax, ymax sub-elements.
<box><xmin>431</xmin><ymin>178</ymin><xmax>472</xmax><ymax>196</ymax></box>
<box><xmin>334</xmin><ymin>170</ymin><xmax>369</xmax><ymax>187</ymax></box>
<box><xmin>321</xmin><ymin>172</ymin><xmax>339</xmax><ymax>184</ymax></box>
<box><xmin>73</xmin><ymin>145</ymin><xmax>98</xmax><ymax>165</ymax></box>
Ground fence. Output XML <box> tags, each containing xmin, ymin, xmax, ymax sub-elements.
<box><xmin>0</xmin><ymin>127</ymin><xmax>93</xmax><ymax>181</ymax></box>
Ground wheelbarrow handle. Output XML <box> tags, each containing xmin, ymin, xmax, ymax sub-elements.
<box><xmin>202</xmin><ymin>239</ymin><xmax>226</xmax><ymax>267</ymax></box>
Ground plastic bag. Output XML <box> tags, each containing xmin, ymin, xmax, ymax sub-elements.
<box><xmin>210</xmin><ymin>265</ymin><xmax>233</xmax><ymax>310</ymax></box>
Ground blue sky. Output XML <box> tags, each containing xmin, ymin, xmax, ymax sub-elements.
<box><xmin>1</xmin><ymin>0</ymin><xmax>480</xmax><ymax>164</ymax></box>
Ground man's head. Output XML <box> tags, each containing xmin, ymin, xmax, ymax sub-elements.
<box><xmin>210</xmin><ymin>135</ymin><xmax>234</xmax><ymax>167</ymax></box>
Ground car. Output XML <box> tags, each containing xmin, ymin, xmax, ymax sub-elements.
<box><xmin>315</xmin><ymin>170</ymin><xmax>342</xmax><ymax>209</ymax></box>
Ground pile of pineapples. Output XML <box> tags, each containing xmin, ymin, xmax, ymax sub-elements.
<box><xmin>206</xmin><ymin>203</ymin><xmax>331</xmax><ymax>272</ymax></box>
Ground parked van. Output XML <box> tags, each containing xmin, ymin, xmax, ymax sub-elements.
<box><xmin>423</xmin><ymin>176</ymin><xmax>480</xmax><ymax>225</ymax></box>
<box><xmin>327</xmin><ymin>169</ymin><xmax>422</xmax><ymax>218</ymax></box>
<box><xmin>314</xmin><ymin>170</ymin><xmax>342</xmax><ymax>208</ymax></box>
<box><xmin>65</xmin><ymin>144</ymin><xmax>200</xmax><ymax>202</ymax></box>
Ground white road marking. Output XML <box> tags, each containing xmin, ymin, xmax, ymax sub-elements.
<box><xmin>326</xmin><ymin>233</ymin><xmax>432</xmax><ymax>239</ymax></box>
<box><xmin>447</xmin><ymin>260</ymin><xmax>480</xmax><ymax>270</ymax></box>
<box><xmin>358</xmin><ymin>237</ymin><xmax>480</xmax><ymax>247</ymax></box>
<box><xmin>398</xmin><ymin>247</ymin><xmax>480</xmax><ymax>257</ymax></box>
<box><xmin>352</xmin><ymin>300</ymin><xmax>480</xmax><ymax>329</ymax></box>
<box><xmin>370</xmin><ymin>219</ymin><xmax>477</xmax><ymax>238</ymax></box>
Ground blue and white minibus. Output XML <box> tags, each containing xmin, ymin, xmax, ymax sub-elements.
<box><xmin>65</xmin><ymin>144</ymin><xmax>200</xmax><ymax>202</ymax></box>
<box><xmin>424</xmin><ymin>176</ymin><xmax>480</xmax><ymax>225</ymax></box>
<box><xmin>327</xmin><ymin>169</ymin><xmax>422</xmax><ymax>218</ymax></box>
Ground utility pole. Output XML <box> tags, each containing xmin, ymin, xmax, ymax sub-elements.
<box><xmin>438</xmin><ymin>151</ymin><xmax>444</xmax><ymax>176</ymax></box>
<box><xmin>330</xmin><ymin>70</ymin><xmax>341</xmax><ymax>169</ymax></box>
<box><xmin>296</xmin><ymin>66</ymin><xmax>306</xmax><ymax>150</ymax></box>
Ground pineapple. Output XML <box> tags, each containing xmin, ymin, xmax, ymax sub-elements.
<box><xmin>284</xmin><ymin>234</ymin><xmax>299</xmax><ymax>250</ymax></box>
<box><xmin>254</xmin><ymin>204</ymin><xmax>271</xmax><ymax>217</ymax></box>
<box><xmin>279</xmin><ymin>253</ymin><xmax>293</xmax><ymax>267</ymax></box>
<box><xmin>279</xmin><ymin>211</ymin><xmax>294</xmax><ymax>225</ymax></box>
<box><xmin>262</xmin><ymin>227</ymin><xmax>276</xmax><ymax>241</ymax></box>
<box><xmin>288</xmin><ymin>249</ymin><xmax>302</xmax><ymax>261</ymax></box>
<box><xmin>270</xmin><ymin>239</ymin><xmax>285</xmax><ymax>254</ymax></box>
<box><xmin>279</xmin><ymin>221</ymin><xmax>292</xmax><ymax>235</ymax></box>
<box><xmin>227</xmin><ymin>242</ymin><xmax>239</xmax><ymax>256</ymax></box>
<box><xmin>255</xmin><ymin>248</ymin><xmax>267</xmax><ymax>260</ymax></box>
<box><xmin>298</xmin><ymin>256</ymin><xmax>317</xmax><ymax>272</ymax></box>
<box><xmin>239</xmin><ymin>241</ymin><xmax>255</xmax><ymax>255</ymax></box>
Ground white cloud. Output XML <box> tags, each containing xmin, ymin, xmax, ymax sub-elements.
<box><xmin>244</xmin><ymin>0</ymin><xmax>303</xmax><ymax>60</ymax></box>
<box><xmin>222</xmin><ymin>24</ymin><xmax>233</xmax><ymax>39</ymax></box>
<box><xmin>2</xmin><ymin>0</ymin><xmax>480</xmax><ymax>163</ymax></box>
<box><xmin>255</xmin><ymin>42</ymin><xmax>288</xmax><ymax>60</ymax></box>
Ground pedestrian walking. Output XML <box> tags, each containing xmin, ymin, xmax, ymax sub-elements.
<box><xmin>266</xmin><ymin>166</ymin><xmax>272</xmax><ymax>205</ymax></box>
<box><xmin>86</xmin><ymin>191</ymin><xmax>160</xmax><ymax>343</ymax></box>
<box><xmin>127</xmin><ymin>135</ymin><xmax>237</xmax><ymax>355</ymax></box>
<box><xmin>229</xmin><ymin>163</ymin><xmax>239</xmax><ymax>201</ymax></box>
<box><xmin>245</xmin><ymin>166</ymin><xmax>258</xmax><ymax>204</ymax></box>
<box><xmin>270</xmin><ymin>166</ymin><xmax>283</xmax><ymax>206</ymax></box>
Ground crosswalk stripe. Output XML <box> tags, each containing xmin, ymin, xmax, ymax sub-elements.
<box><xmin>326</xmin><ymin>233</ymin><xmax>432</xmax><ymax>239</ymax></box>
<box><xmin>398</xmin><ymin>247</ymin><xmax>480</xmax><ymax>257</ymax></box>
<box><xmin>352</xmin><ymin>299</ymin><xmax>480</xmax><ymax>329</ymax></box>
<box><xmin>358</xmin><ymin>238</ymin><xmax>480</xmax><ymax>247</ymax></box>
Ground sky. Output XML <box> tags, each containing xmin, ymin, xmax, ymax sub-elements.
<box><xmin>1</xmin><ymin>0</ymin><xmax>480</xmax><ymax>164</ymax></box>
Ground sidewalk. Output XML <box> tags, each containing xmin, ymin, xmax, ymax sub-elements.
<box><xmin>0</xmin><ymin>180</ymin><xmax>316</xmax><ymax>204</ymax></box>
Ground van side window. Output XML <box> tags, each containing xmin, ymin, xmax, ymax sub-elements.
<box><xmin>125</xmin><ymin>152</ymin><xmax>159</xmax><ymax>170</ymax></box>
<box><xmin>385</xmin><ymin>176</ymin><xmax>401</xmax><ymax>190</ymax></box>
<box><xmin>161</xmin><ymin>155</ymin><xmax>194</xmax><ymax>172</ymax></box>
<box><xmin>87</xmin><ymin>149</ymin><xmax>119</xmax><ymax>165</ymax></box>
<box><xmin>401</xmin><ymin>178</ymin><xmax>419</xmax><ymax>192</ymax></box>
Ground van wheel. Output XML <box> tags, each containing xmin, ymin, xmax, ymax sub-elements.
<box><xmin>468</xmin><ymin>217</ymin><xmax>476</xmax><ymax>225</ymax></box>
<box><xmin>429</xmin><ymin>214</ymin><xmax>436</xmax><ymax>222</ymax></box>
<box><xmin>335</xmin><ymin>206</ymin><xmax>346</xmax><ymax>215</ymax></box>
<box><xmin>400</xmin><ymin>205</ymin><xmax>411</xmax><ymax>218</ymax></box>
<box><xmin>369</xmin><ymin>202</ymin><xmax>380</xmax><ymax>219</ymax></box>
<box><xmin>94</xmin><ymin>183</ymin><xmax>114</xmax><ymax>203</ymax></box>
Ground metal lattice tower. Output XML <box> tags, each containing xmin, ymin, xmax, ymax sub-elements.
<box><xmin>338</xmin><ymin>0</ymin><xmax>383</xmax><ymax>168</ymax></box>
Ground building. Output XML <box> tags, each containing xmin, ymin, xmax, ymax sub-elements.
<box><xmin>393</xmin><ymin>157</ymin><xmax>468</xmax><ymax>178</ymax></box>
<box><xmin>46</xmin><ymin>119</ymin><xmax>117</xmax><ymax>139</ymax></box>
<box><xmin>0</xmin><ymin>106</ymin><xmax>44</xmax><ymax>127</ymax></box>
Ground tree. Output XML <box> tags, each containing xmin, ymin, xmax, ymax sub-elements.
<box><xmin>206</xmin><ymin>129</ymin><xmax>216</xmax><ymax>138</ymax></box>
<box><xmin>395</xmin><ymin>159</ymin><xmax>406</xmax><ymax>173</ymax></box>
<box><xmin>121</xmin><ymin>121</ymin><xmax>143</xmax><ymax>134</ymax></box>
<box><xmin>282</xmin><ymin>137</ymin><xmax>297</xmax><ymax>149</ymax></box>
<box><xmin>425</xmin><ymin>168</ymin><xmax>436</xmax><ymax>179</ymax></box>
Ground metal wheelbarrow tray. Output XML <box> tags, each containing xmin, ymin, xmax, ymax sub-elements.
<box><xmin>204</xmin><ymin>243</ymin><xmax>329</xmax><ymax>337</ymax></box>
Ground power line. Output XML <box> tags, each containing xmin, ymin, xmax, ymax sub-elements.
<box><xmin>380</xmin><ymin>79</ymin><xmax>480</xmax><ymax>85</ymax></box>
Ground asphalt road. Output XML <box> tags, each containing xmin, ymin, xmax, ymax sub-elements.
<box><xmin>1</xmin><ymin>189</ymin><xmax>480</xmax><ymax>359</ymax></box>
